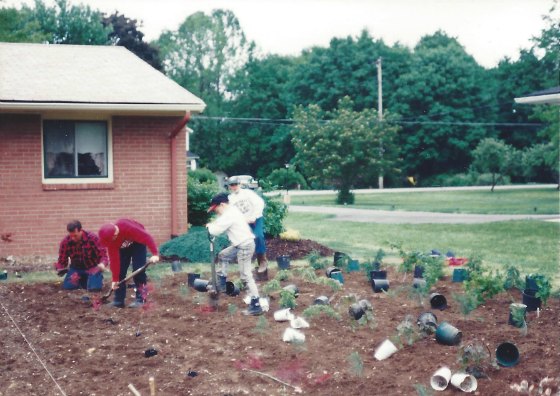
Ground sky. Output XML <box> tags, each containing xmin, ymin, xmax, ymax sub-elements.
<box><xmin>4</xmin><ymin>0</ymin><xmax>557</xmax><ymax>68</ymax></box>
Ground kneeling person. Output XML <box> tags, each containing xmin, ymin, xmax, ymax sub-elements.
<box><xmin>206</xmin><ymin>193</ymin><xmax>263</xmax><ymax>316</ymax></box>
<box><xmin>55</xmin><ymin>220</ymin><xmax>107</xmax><ymax>291</ymax></box>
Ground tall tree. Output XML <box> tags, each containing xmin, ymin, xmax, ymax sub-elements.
<box><xmin>0</xmin><ymin>6</ymin><xmax>49</xmax><ymax>42</ymax></box>
<box><xmin>291</xmin><ymin>96</ymin><xmax>400</xmax><ymax>202</ymax></box>
<box><xmin>26</xmin><ymin>0</ymin><xmax>110</xmax><ymax>45</ymax></box>
<box><xmin>392</xmin><ymin>31</ymin><xmax>494</xmax><ymax>180</ymax></box>
<box><xmin>102</xmin><ymin>12</ymin><xmax>162</xmax><ymax>70</ymax></box>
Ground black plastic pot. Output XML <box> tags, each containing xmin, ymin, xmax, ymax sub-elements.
<box><xmin>413</xmin><ymin>278</ymin><xmax>427</xmax><ymax>289</ymax></box>
<box><xmin>371</xmin><ymin>278</ymin><xmax>390</xmax><ymax>293</ymax></box>
<box><xmin>370</xmin><ymin>270</ymin><xmax>387</xmax><ymax>280</ymax></box>
<box><xmin>435</xmin><ymin>321</ymin><xmax>462</xmax><ymax>346</ymax></box>
<box><xmin>225</xmin><ymin>281</ymin><xmax>240</xmax><ymax>296</ymax></box>
<box><xmin>282</xmin><ymin>284</ymin><xmax>299</xmax><ymax>297</ymax></box>
<box><xmin>522</xmin><ymin>289</ymin><xmax>541</xmax><ymax>311</ymax></box>
<box><xmin>218</xmin><ymin>274</ymin><xmax>227</xmax><ymax>292</ymax></box>
<box><xmin>171</xmin><ymin>260</ymin><xmax>182</xmax><ymax>272</ymax></box>
<box><xmin>525</xmin><ymin>276</ymin><xmax>539</xmax><ymax>292</ymax></box>
<box><xmin>334</xmin><ymin>251</ymin><xmax>346</xmax><ymax>266</ymax></box>
<box><xmin>417</xmin><ymin>312</ymin><xmax>438</xmax><ymax>333</ymax></box>
<box><xmin>496</xmin><ymin>342</ymin><xmax>520</xmax><ymax>367</ymax></box>
<box><xmin>0</xmin><ymin>270</ymin><xmax>7</xmax><ymax>280</ymax></box>
<box><xmin>348</xmin><ymin>303</ymin><xmax>365</xmax><ymax>320</ymax></box>
<box><xmin>192</xmin><ymin>278</ymin><xmax>210</xmax><ymax>292</ymax></box>
<box><xmin>414</xmin><ymin>265</ymin><xmax>424</xmax><ymax>278</ymax></box>
<box><xmin>314</xmin><ymin>296</ymin><xmax>329</xmax><ymax>305</ymax></box>
<box><xmin>508</xmin><ymin>303</ymin><xmax>527</xmax><ymax>328</ymax></box>
<box><xmin>276</xmin><ymin>255</ymin><xmax>291</xmax><ymax>270</ymax></box>
<box><xmin>187</xmin><ymin>273</ymin><xmax>200</xmax><ymax>287</ymax></box>
<box><xmin>430</xmin><ymin>293</ymin><xmax>448</xmax><ymax>310</ymax></box>
<box><xmin>452</xmin><ymin>268</ymin><xmax>468</xmax><ymax>283</ymax></box>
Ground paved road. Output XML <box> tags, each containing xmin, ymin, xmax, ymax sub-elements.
<box><xmin>288</xmin><ymin>205</ymin><xmax>560</xmax><ymax>224</ymax></box>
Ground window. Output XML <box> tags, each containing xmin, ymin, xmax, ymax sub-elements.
<box><xmin>43</xmin><ymin>120</ymin><xmax>108</xmax><ymax>179</ymax></box>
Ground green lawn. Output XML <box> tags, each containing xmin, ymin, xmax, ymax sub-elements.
<box><xmin>289</xmin><ymin>188</ymin><xmax>560</xmax><ymax>215</ymax></box>
<box><xmin>285</xmin><ymin>212</ymin><xmax>560</xmax><ymax>287</ymax></box>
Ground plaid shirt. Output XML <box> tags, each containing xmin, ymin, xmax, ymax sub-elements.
<box><xmin>56</xmin><ymin>230</ymin><xmax>108</xmax><ymax>271</ymax></box>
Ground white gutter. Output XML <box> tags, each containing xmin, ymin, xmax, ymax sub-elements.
<box><xmin>0</xmin><ymin>101</ymin><xmax>206</xmax><ymax>115</ymax></box>
<box><xmin>514</xmin><ymin>94</ymin><xmax>560</xmax><ymax>105</ymax></box>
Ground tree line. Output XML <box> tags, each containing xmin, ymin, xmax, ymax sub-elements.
<box><xmin>2</xmin><ymin>1</ymin><xmax>558</xmax><ymax>192</ymax></box>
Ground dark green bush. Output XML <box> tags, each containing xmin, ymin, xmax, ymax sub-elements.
<box><xmin>160</xmin><ymin>226</ymin><xmax>229</xmax><ymax>262</ymax></box>
<box><xmin>263</xmin><ymin>168</ymin><xmax>309</xmax><ymax>191</ymax></box>
<box><xmin>263</xmin><ymin>195</ymin><xmax>287</xmax><ymax>238</ymax></box>
<box><xmin>336</xmin><ymin>188</ymin><xmax>355</xmax><ymax>204</ymax></box>
<box><xmin>188</xmin><ymin>168</ymin><xmax>220</xmax><ymax>226</ymax></box>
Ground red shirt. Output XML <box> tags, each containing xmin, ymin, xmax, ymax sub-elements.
<box><xmin>56</xmin><ymin>230</ymin><xmax>108</xmax><ymax>271</ymax></box>
<box><xmin>103</xmin><ymin>219</ymin><xmax>158</xmax><ymax>282</ymax></box>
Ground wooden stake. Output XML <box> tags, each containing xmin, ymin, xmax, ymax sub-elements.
<box><xmin>243</xmin><ymin>368</ymin><xmax>302</xmax><ymax>393</ymax></box>
<box><xmin>128</xmin><ymin>383</ymin><xmax>141</xmax><ymax>396</ymax></box>
<box><xmin>149</xmin><ymin>376</ymin><xmax>156</xmax><ymax>396</ymax></box>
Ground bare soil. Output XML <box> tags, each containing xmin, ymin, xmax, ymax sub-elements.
<box><xmin>1</xmin><ymin>251</ymin><xmax>559</xmax><ymax>396</ymax></box>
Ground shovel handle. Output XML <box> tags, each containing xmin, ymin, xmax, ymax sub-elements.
<box><xmin>101</xmin><ymin>261</ymin><xmax>151</xmax><ymax>301</ymax></box>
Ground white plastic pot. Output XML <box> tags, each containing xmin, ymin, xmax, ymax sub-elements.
<box><xmin>374</xmin><ymin>339</ymin><xmax>398</xmax><ymax>361</ymax></box>
<box><xmin>430</xmin><ymin>366</ymin><xmax>451</xmax><ymax>391</ymax></box>
<box><xmin>282</xmin><ymin>327</ymin><xmax>305</xmax><ymax>343</ymax></box>
<box><xmin>274</xmin><ymin>308</ymin><xmax>295</xmax><ymax>322</ymax></box>
<box><xmin>450</xmin><ymin>372</ymin><xmax>478</xmax><ymax>393</ymax></box>
<box><xmin>290</xmin><ymin>316</ymin><xmax>310</xmax><ymax>329</ymax></box>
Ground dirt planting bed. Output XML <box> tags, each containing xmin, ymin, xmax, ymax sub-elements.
<box><xmin>1</xmin><ymin>263</ymin><xmax>559</xmax><ymax>395</ymax></box>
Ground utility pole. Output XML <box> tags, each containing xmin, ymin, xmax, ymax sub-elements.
<box><xmin>376</xmin><ymin>57</ymin><xmax>384</xmax><ymax>189</ymax></box>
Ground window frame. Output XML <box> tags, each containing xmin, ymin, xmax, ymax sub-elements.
<box><xmin>41</xmin><ymin>115</ymin><xmax>113</xmax><ymax>185</ymax></box>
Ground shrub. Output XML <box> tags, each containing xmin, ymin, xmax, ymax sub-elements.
<box><xmin>187</xmin><ymin>169</ymin><xmax>220</xmax><ymax>226</ymax></box>
<box><xmin>336</xmin><ymin>189</ymin><xmax>355</xmax><ymax>205</ymax></box>
<box><xmin>160</xmin><ymin>226</ymin><xmax>229</xmax><ymax>262</ymax></box>
<box><xmin>263</xmin><ymin>195</ymin><xmax>287</xmax><ymax>237</ymax></box>
<box><xmin>302</xmin><ymin>305</ymin><xmax>341</xmax><ymax>320</ymax></box>
<box><xmin>263</xmin><ymin>168</ymin><xmax>309</xmax><ymax>191</ymax></box>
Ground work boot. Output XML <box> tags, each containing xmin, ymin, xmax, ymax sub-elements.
<box><xmin>111</xmin><ymin>300</ymin><xmax>124</xmax><ymax>309</ymax></box>
<box><xmin>128</xmin><ymin>300</ymin><xmax>144</xmax><ymax>309</ymax></box>
<box><xmin>244</xmin><ymin>297</ymin><xmax>263</xmax><ymax>316</ymax></box>
<box><xmin>255</xmin><ymin>254</ymin><xmax>269</xmax><ymax>281</ymax></box>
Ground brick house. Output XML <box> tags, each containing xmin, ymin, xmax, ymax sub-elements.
<box><xmin>0</xmin><ymin>43</ymin><xmax>205</xmax><ymax>262</ymax></box>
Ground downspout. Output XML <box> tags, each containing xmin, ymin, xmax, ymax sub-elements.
<box><xmin>169</xmin><ymin>112</ymin><xmax>190</xmax><ymax>238</ymax></box>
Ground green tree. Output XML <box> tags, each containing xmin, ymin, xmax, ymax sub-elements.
<box><xmin>102</xmin><ymin>12</ymin><xmax>162</xmax><ymax>70</ymax></box>
<box><xmin>27</xmin><ymin>0</ymin><xmax>110</xmax><ymax>44</ymax></box>
<box><xmin>471</xmin><ymin>138</ymin><xmax>517</xmax><ymax>192</ymax></box>
<box><xmin>392</xmin><ymin>31</ymin><xmax>494</xmax><ymax>180</ymax></box>
<box><xmin>0</xmin><ymin>6</ymin><xmax>49</xmax><ymax>42</ymax></box>
<box><xmin>291</xmin><ymin>96</ymin><xmax>400</xmax><ymax>203</ymax></box>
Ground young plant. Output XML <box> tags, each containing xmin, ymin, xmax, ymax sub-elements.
<box><xmin>262</xmin><ymin>279</ymin><xmax>281</xmax><ymax>295</ymax></box>
<box><xmin>306</xmin><ymin>249</ymin><xmax>329</xmax><ymax>270</ymax></box>
<box><xmin>347</xmin><ymin>351</ymin><xmax>364</xmax><ymax>377</ymax></box>
<box><xmin>179</xmin><ymin>283</ymin><xmax>189</xmax><ymax>300</ymax></box>
<box><xmin>422</xmin><ymin>255</ymin><xmax>444</xmax><ymax>289</ymax></box>
<box><xmin>274</xmin><ymin>269</ymin><xmax>292</xmax><ymax>282</ymax></box>
<box><xmin>252</xmin><ymin>316</ymin><xmax>269</xmax><ymax>337</ymax></box>
<box><xmin>533</xmin><ymin>274</ymin><xmax>552</xmax><ymax>306</ymax></box>
<box><xmin>314</xmin><ymin>277</ymin><xmax>343</xmax><ymax>292</ymax></box>
<box><xmin>227</xmin><ymin>303</ymin><xmax>238</xmax><ymax>318</ymax></box>
<box><xmin>457</xmin><ymin>342</ymin><xmax>494</xmax><ymax>378</ymax></box>
<box><xmin>302</xmin><ymin>305</ymin><xmax>341</xmax><ymax>321</ymax></box>
<box><xmin>465</xmin><ymin>271</ymin><xmax>504</xmax><ymax>305</ymax></box>
<box><xmin>465</xmin><ymin>255</ymin><xmax>484</xmax><ymax>276</ymax></box>
<box><xmin>356</xmin><ymin>309</ymin><xmax>377</xmax><ymax>330</ymax></box>
<box><xmin>453</xmin><ymin>291</ymin><xmax>479</xmax><ymax>317</ymax></box>
<box><xmin>503</xmin><ymin>265</ymin><xmax>523</xmax><ymax>290</ymax></box>
<box><xmin>413</xmin><ymin>384</ymin><xmax>435</xmax><ymax>396</ymax></box>
<box><xmin>395</xmin><ymin>315</ymin><xmax>419</xmax><ymax>346</ymax></box>
<box><xmin>510</xmin><ymin>306</ymin><xmax>528</xmax><ymax>336</ymax></box>
<box><xmin>293</xmin><ymin>267</ymin><xmax>318</xmax><ymax>282</ymax></box>
<box><xmin>279</xmin><ymin>289</ymin><xmax>297</xmax><ymax>309</ymax></box>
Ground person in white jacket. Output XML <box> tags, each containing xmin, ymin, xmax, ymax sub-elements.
<box><xmin>227</xmin><ymin>176</ymin><xmax>269</xmax><ymax>281</ymax></box>
<box><xmin>206</xmin><ymin>192</ymin><xmax>263</xmax><ymax>316</ymax></box>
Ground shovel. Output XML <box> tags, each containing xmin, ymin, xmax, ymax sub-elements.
<box><xmin>100</xmin><ymin>262</ymin><xmax>151</xmax><ymax>303</ymax></box>
<box><xmin>207</xmin><ymin>231</ymin><xmax>219</xmax><ymax>308</ymax></box>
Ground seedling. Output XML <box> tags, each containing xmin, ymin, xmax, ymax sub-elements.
<box><xmin>414</xmin><ymin>384</ymin><xmax>434</xmax><ymax>396</ymax></box>
<box><xmin>458</xmin><ymin>341</ymin><xmax>495</xmax><ymax>378</ymax></box>
<box><xmin>306</xmin><ymin>250</ymin><xmax>328</xmax><ymax>270</ymax></box>
<box><xmin>356</xmin><ymin>309</ymin><xmax>376</xmax><ymax>330</ymax></box>
<box><xmin>395</xmin><ymin>315</ymin><xmax>419</xmax><ymax>346</ymax></box>
<box><xmin>179</xmin><ymin>284</ymin><xmax>189</xmax><ymax>300</ymax></box>
<box><xmin>503</xmin><ymin>265</ymin><xmax>523</xmax><ymax>290</ymax></box>
<box><xmin>453</xmin><ymin>291</ymin><xmax>479</xmax><ymax>317</ymax></box>
<box><xmin>275</xmin><ymin>270</ymin><xmax>292</xmax><ymax>282</ymax></box>
<box><xmin>279</xmin><ymin>289</ymin><xmax>297</xmax><ymax>309</ymax></box>
<box><xmin>262</xmin><ymin>279</ymin><xmax>281</xmax><ymax>295</ymax></box>
<box><xmin>227</xmin><ymin>303</ymin><xmax>238</xmax><ymax>318</ymax></box>
<box><xmin>314</xmin><ymin>277</ymin><xmax>342</xmax><ymax>292</ymax></box>
<box><xmin>293</xmin><ymin>267</ymin><xmax>317</xmax><ymax>282</ymax></box>
<box><xmin>302</xmin><ymin>305</ymin><xmax>341</xmax><ymax>321</ymax></box>
<box><xmin>252</xmin><ymin>316</ymin><xmax>269</xmax><ymax>337</ymax></box>
<box><xmin>347</xmin><ymin>351</ymin><xmax>364</xmax><ymax>377</ymax></box>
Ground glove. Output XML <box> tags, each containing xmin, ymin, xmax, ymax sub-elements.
<box><xmin>148</xmin><ymin>255</ymin><xmax>160</xmax><ymax>264</ymax></box>
<box><xmin>97</xmin><ymin>263</ymin><xmax>107</xmax><ymax>272</ymax></box>
<box><xmin>57</xmin><ymin>268</ymin><xmax>68</xmax><ymax>277</ymax></box>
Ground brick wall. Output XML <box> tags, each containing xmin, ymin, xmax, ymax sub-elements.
<box><xmin>0</xmin><ymin>114</ymin><xmax>188</xmax><ymax>262</ymax></box>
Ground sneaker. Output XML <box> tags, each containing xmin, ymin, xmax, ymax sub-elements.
<box><xmin>244</xmin><ymin>297</ymin><xmax>263</xmax><ymax>316</ymax></box>
<box><xmin>128</xmin><ymin>300</ymin><xmax>144</xmax><ymax>309</ymax></box>
<box><xmin>111</xmin><ymin>301</ymin><xmax>125</xmax><ymax>309</ymax></box>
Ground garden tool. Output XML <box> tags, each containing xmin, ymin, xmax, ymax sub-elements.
<box><xmin>207</xmin><ymin>231</ymin><xmax>220</xmax><ymax>308</ymax></box>
<box><xmin>100</xmin><ymin>262</ymin><xmax>151</xmax><ymax>303</ymax></box>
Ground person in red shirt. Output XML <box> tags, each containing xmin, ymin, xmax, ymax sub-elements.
<box><xmin>98</xmin><ymin>219</ymin><xmax>160</xmax><ymax>308</ymax></box>
<box><xmin>55</xmin><ymin>220</ymin><xmax>108</xmax><ymax>292</ymax></box>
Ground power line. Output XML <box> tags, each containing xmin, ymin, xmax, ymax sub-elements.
<box><xmin>192</xmin><ymin>115</ymin><xmax>544</xmax><ymax>128</ymax></box>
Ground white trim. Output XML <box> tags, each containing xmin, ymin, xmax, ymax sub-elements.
<box><xmin>41</xmin><ymin>117</ymin><xmax>114</xmax><ymax>184</ymax></box>
<box><xmin>514</xmin><ymin>94</ymin><xmax>560</xmax><ymax>105</ymax></box>
<box><xmin>1</xmin><ymin>101</ymin><xmax>206</xmax><ymax>115</ymax></box>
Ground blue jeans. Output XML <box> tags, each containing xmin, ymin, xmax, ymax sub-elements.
<box><xmin>250</xmin><ymin>217</ymin><xmax>266</xmax><ymax>254</ymax></box>
<box><xmin>62</xmin><ymin>268</ymin><xmax>103</xmax><ymax>291</ymax></box>
<box><xmin>114</xmin><ymin>242</ymin><xmax>147</xmax><ymax>304</ymax></box>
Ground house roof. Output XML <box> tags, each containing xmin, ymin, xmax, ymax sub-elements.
<box><xmin>0</xmin><ymin>42</ymin><xmax>205</xmax><ymax>114</ymax></box>
<box><xmin>514</xmin><ymin>86</ymin><xmax>560</xmax><ymax>105</ymax></box>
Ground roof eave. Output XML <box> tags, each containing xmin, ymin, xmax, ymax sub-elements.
<box><xmin>514</xmin><ymin>94</ymin><xmax>560</xmax><ymax>105</ymax></box>
<box><xmin>0</xmin><ymin>101</ymin><xmax>206</xmax><ymax>115</ymax></box>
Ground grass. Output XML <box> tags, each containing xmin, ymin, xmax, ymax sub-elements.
<box><xmin>285</xmin><ymin>212</ymin><xmax>560</xmax><ymax>287</ymax></box>
<box><xmin>289</xmin><ymin>188</ymin><xmax>560</xmax><ymax>215</ymax></box>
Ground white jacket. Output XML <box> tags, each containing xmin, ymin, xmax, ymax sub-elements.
<box><xmin>207</xmin><ymin>205</ymin><xmax>255</xmax><ymax>246</ymax></box>
<box><xmin>228</xmin><ymin>188</ymin><xmax>265</xmax><ymax>223</ymax></box>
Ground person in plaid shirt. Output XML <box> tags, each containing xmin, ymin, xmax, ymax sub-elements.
<box><xmin>55</xmin><ymin>220</ymin><xmax>108</xmax><ymax>291</ymax></box>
